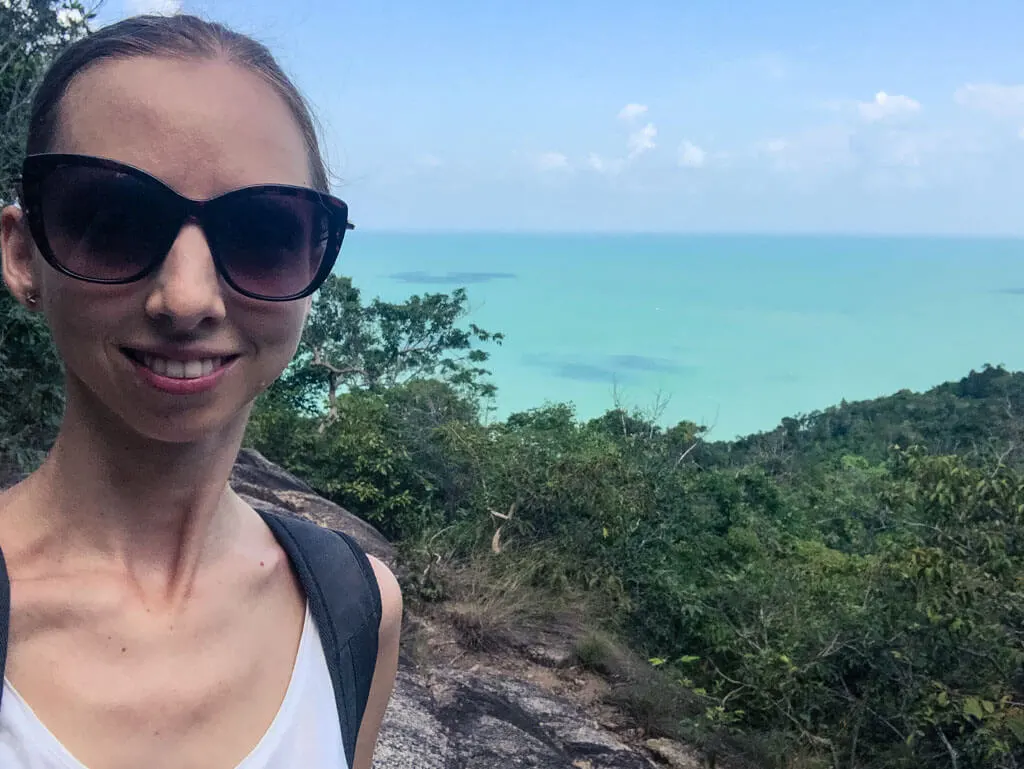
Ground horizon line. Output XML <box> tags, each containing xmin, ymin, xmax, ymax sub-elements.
<box><xmin>345</xmin><ymin>228</ymin><xmax>1024</xmax><ymax>239</ymax></box>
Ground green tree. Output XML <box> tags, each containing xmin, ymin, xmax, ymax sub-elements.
<box><xmin>284</xmin><ymin>274</ymin><xmax>503</xmax><ymax>424</ymax></box>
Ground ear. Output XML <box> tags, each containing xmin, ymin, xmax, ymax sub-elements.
<box><xmin>1</xmin><ymin>204</ymin><xmax>41</xmax><ymax>309</ymax></box>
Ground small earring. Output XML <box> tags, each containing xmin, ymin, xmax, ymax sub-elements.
<box><xmin>25</xmin><ymin>292</ymin><xmax>39</xmax><ymax>307</ymax></box>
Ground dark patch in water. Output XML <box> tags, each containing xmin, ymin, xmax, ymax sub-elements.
<box><xmin>389</xmin><ymin>271</ymin><xmax>517</xmax><ymax>285</ymax></box>
<box><xmin>998</xmin><ymin>287</ymin><xmax>1024</xmax><ymax>295</ymax></box>
<box><xmin>524</xmin><ymin>353</ymin><xmax>694</xmax><ymax>383</ymax></box>
<box><xmin>554</xmin><ymin>362</ymin><xmax>622</xmax><ymax>383</ymax></box>
<box><xmin>607</xmin><ymin>354</ymin><xmax>683</xmax><ymax>373</ymax></box>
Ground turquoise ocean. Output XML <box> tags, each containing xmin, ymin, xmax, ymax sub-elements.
<box><xmin>337</xmin><ymin>233</ymin><xmax>1024</xmax><ymax>441</ymax></box>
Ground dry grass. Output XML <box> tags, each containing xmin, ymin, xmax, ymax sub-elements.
<box><xmin>571</xmin><ymin>627</ymin><xmax>706</xmax><ymax>740</ymax></box>
<box><xmin>441</xmin><ymin>548</ymin><xmax>594</xmax><ymax>654</ymax></box>
<box><xmin>572</xmin><ymin>628</ymin><xmax>637</xmax><ymax>678</ymax></box>
<box><xmin>397</xmin><ymin>614</ymin><xmax>434</xmax><ymax>668</ymax></box>
<box><xmin>606</xmin><ymin>676</ymin><xmax>705</xmax><ymax>739</ymax></box>
<box><xmin>436</xmin><ymin>548</ymin><xmax>712</xmax><ymax>743</ymax></box>
<box><xmin>396</xmin><ymin>543</ymin><xmax>779</xmax><ymax>768</ymax></box>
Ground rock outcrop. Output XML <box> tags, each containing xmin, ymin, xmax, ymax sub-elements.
<box><xmin>230</xmin><ymin>448</ymin><xmax>396</xmax><ymax>564</ymax></box>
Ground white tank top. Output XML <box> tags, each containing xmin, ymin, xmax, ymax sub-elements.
<box><xmin>0</xmin><ymin>603</ymin><xmax>348</xmax><ymax>769</ymax></box>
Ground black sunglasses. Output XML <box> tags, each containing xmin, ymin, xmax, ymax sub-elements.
<box><xmin>19</xmin><ymin>153</ymin><xmax>354</xmax><ymax>302</ymax></box>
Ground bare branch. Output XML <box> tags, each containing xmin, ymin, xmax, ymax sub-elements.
<box><xmin>674</xmin><ymin>437</ymin><xmax>703</xmax><ymax>469</ymax></box>
<box><xmin>936</xmin><ymin>727</ymin><xmax>958</xmax><ymax>769</ymax></box>
<box><xmin>309</xmin><ymin>347</ymin><xmax>367</xmax><ymax>380</ymax></box>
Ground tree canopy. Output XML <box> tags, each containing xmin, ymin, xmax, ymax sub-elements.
<box><xmin>273</xmin><ymin>273</ymin><xmax>502</xmax><ymax>424</ymax></box>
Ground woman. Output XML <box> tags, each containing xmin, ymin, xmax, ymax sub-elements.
<box><xmin>0</xmin><ymin>13</ymin><xmax>401</xmax><ymax>769</ymax></box>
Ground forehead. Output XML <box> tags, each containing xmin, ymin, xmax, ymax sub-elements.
<box><xmin>50</xmin><ymin>56</ymin><xmax>312</xmax><ymax>197</ymax></box>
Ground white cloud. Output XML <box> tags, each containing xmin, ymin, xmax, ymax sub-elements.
<box><xmin>618</xmin><ymin>103</ymin><xmax>649</xmax><ymax>122</ymax></box>
<box><xmin>536</xmin><ymin>152</ymin><xmax>570</xmax><ymax>171</ymax></box>
<box><xmin>584</xmin><ymin>107</ymin><xmax>658</xmax><ymax>174</ymax></box>
<box><xmin>627</xmin><ymin>122</ymin><xmax>657</xmax><ymax>158</ymax></box>
<box><xmin>678</xmin><ymin>140</ymin><xmax>706</xmax><ymax>168</ymax></box>
<box><xmin>759</xmin><ymin>138</ymin><xmax>789</xmax><ymax>154</ymax></box>
<box><xmin>755</xmin><ymin>118</ymin><xmax>969</xmax><ymax>193</ymax></box>
<box><xmin>587</xmin><ymin>153</ymin><xmax>625</xmax><ymax>175</ymax></box>
<box><xmin>755</xmin><ymin>124</ymin><xmax>856</xmax><ymax>175</ymax></box>
<box><xmin>955</xmin><ymin>83</ymin><xmax>1024</xmax><ymax>116</ymax></box>
<box><xmin>857</xmin><ymin>91</ymin><xmax>921</xmax><ymax>122</ymax></box>
<box><xmin>860</xmin><ymin>129</ymin><xmax>935</xmax><ymax>168</ymax></box>
<box><xmin>126</xmin><ymin>0</ymin><xmax>182</xmax><ymax>14</ymax></box>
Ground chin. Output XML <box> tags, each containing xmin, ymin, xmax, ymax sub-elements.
<box><xmin>127</xmin><ymin>407</ymin><xmax>251</xmax><ymax>447</ymax></box>
<box><xmin>66</xmin><ymin>372</ymin><xmax>254</xmax><ymax>449</ymax></box>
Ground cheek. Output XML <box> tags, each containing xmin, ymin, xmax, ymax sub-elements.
<box><xmin>245</xmin><ymin>310</ymin><xmax>305</xmax><ymax>398</ymax></box>
<box><xmin>248</xmin><ymin>305</ymin><xmax>307</xmax><ymax>372</ymax></box>
<box><xmin>41</xmin><ymin>281</ymin><xmax>129</xmax><ymax>363</ymax></box>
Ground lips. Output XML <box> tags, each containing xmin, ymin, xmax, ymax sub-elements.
<box><xmin>122</xmin><ymin>348</ymin><xmax>239</xmax><ymax>394</ymax></box>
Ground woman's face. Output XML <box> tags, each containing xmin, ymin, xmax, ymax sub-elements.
<box><xmin>1</xmin><ymin>56</ymin><xmax>315</xmax><ymax>444</ymax></box>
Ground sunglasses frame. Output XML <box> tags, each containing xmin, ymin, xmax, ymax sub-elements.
<box><xmin>19</xmin><ymin>153</ymin><xmax>354</xmax><ymax>302</ymax></box>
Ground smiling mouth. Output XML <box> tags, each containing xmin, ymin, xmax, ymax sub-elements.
<box><xmin>122</xmin><ymin>349</ymin><xmax>238</xmax><ymax>380</ymax></box>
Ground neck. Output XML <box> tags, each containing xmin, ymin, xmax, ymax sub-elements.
<box><xmin>20</xmin><ymin>380</ymin><xmax>252</xmax><ymax>603</ymax></box>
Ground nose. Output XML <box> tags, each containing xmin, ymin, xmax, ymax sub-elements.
<box><xmin>144</xmin><ymin>220</ymin><xmax>227</xmax><ymax>333</ymax></box>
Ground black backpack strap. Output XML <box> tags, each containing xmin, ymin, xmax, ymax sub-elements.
<box><xmin>257</xmin><ymin>509</ymin><xmax>382</xmax><ymax>768</ymax></box>
<box><xmin>0</xmin><ymin>545</ymin><xmax>8</xmax><ymax>711</ymax></box>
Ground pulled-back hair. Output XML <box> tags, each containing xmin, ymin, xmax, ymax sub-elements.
<box><xmin>25</xmin><ymin>14</ymin><xmax>330</xmax><ymax>192</ymax></box>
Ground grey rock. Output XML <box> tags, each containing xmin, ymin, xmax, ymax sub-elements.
<box><xmin>523</xmin><ymin>643</ymin><xmax>576</xmax><ymax>669</ymax></box>
<box><xmin>230</xmin><ymin>448</ymin><xmax>396</xmax><ymax>565</ymax></box>
<box><xmin>372</xmin><ymin>666</ymin><xmax>657</xmax><ymax>769</ymax></box>
<box><xmin>644</xmin><ymin>738</ymin><xmax>704</xmax><ymax>768</ymax></box>
<box><xmin>371</xmin><ymin>669</ymin><xmax>450</xmax><ymax>769</ymax></box>
<box><xmin>231</xmin><ymin>447</ymin><xmax>317</xmax><ymax>494</ymax></box>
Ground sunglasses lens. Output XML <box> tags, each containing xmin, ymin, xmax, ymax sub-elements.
<box><xmin>207</xmin><ymin>192</ymin><xmax>333</xmax><ymax>299</ymax></box>
<box><xmin>38</xmin><ymin>164</ymin><xmax>180</xmax><ymax>281</ymax></box>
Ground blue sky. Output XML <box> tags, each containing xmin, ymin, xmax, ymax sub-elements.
<box><xmin>96</xmin><ymin>0</ymin><xmax>1024</xmax><ymax>234</ymax></box>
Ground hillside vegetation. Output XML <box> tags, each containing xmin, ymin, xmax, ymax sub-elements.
<box><xmin>246</xmin><ymin>325</ymin><xmax>1024</xmax><ymax>769</ymax></box>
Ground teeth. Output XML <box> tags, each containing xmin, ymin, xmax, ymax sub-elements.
<box><xmin>141</xmin><ymin>354</ymin><xmax>223</xmax><ymax>380</ymax></box>
<box><xmin>144</xmin><ymin>355</ymin><xmax>168</xmax><ymax>376</ymax></box>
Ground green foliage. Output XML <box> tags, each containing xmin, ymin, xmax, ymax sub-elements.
<box><xmin>250</xmin><ymin>366</ymin><xmax>1024</xmax><ymax>768</ymax></box>
<box><xmin>707</xmin><ymin>364</ymin><xmax>1024</xmax><ymax>473</ymax></box>
<box><xmin>248</xmin><ymin>273</ymin><xmax>504</xmax><ymax>537</ymax></box>
<box><xmin>1</xmin><ymin>0</ymin><xmax>93</xmax><ymax>203</ymax></box>
<box><xmin>248</xmin><ymin>386</ymin><xmax>443</xmax><ymax>541</ymax></box>
<box><xmin>0</xmin><ymin>0</ymin><xmax>91</xmax><ymax>481</ymax></box>
<box><xmin>0</xmin><ymin>290</ymin><xmax>64</xmax><ymax>483</ymax></box>
<box><xmin>287</xmin><ymin>274</ymin><xmax>503</xmax><ymax>423</ymax></box>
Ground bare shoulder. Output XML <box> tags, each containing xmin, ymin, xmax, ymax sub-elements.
<box><xmin>351</xmin><ymin>554</ymin><xmax>403</xmax><ymax>769</ymax></box>
<box><xmin>366</xmin><ymin>554</ymin><xmax>403</xmax><ymax>631</ymax></box>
